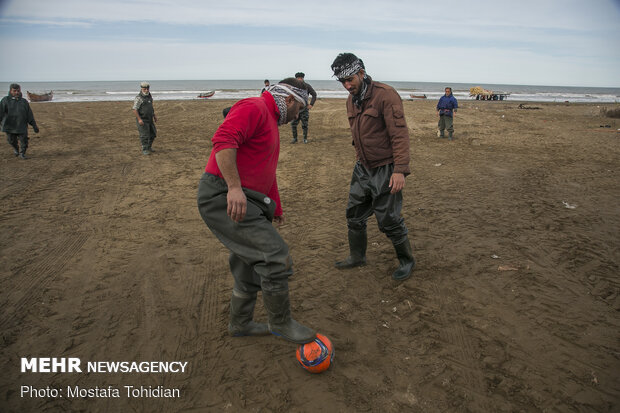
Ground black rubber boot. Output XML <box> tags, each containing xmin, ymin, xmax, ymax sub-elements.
<box><xmin>19</xmin><ymin>151</ymin><xmax>27</xmax><ymax>159</ymax></box>
<box><xmin>439</xmin><ymin>130</ymin><xmax>445</xmax><ymax>138</ymax></box>
<box><xmin>13</xmin><ymin>148</ymin><xmax>19</xmax><ymax>156</ymax></box>
<box><xmin>228</xmin><ymin>289</ymin><xmax>270</xmax><ymax>337</ymax></box>
<box><xmin>448</xmin><ymin>131</ymin><xmax>453</xmax><ymax>140</ymax></box>
<box><xmin>262</xmin><ymin>290</ymin><xmax>316</xmax><ymax>344</ymax></box>
<box><xmin>335</xmin><ymin>229</ymin><xmax>367</xmax><ymax>269</ymax></box>
<box><xmin>391</xmin><ymin>238</ymin><xmax>416</xmax><ymax>281</ymax></box>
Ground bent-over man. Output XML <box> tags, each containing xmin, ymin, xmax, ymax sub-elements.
<box><xmin>197</xmin><ymin>78</ymin><xmax>316</xmax><ymax>344</ymax></box>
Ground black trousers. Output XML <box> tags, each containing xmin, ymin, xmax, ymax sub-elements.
<box><xmin>197</xmin><ymin>173</ymin><xmax>293</xmax><ymax>295</ymax></box>
<box><xmin>291</xmin><ymin>108</ymin><xmax>310</xmax><ymax>139</ymax></box>
<box><xmin>6</xmin><ymin>133</ymin><xmax>28</xmax><ymax>154</ymax></box>
<box><xmin>136</xmin><ymin>120</ymin><xmax>157</xmax><ymax>148</ymax></box>
<box><xmin>345</xmin><ymin>161</ymin><xmax>408</xmax><ymax>244</ymax></box>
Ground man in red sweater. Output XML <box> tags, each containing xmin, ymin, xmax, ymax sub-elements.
<box><xmin>197</xmin><ymin>78</ymin><xmax>316</xmax><ymax>344</ymax></box>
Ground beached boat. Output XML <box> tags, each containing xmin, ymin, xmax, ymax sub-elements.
<box><xmin>409</xmin><ymin>94</ymin><xmax>427</xmax><ymax>99</ymax></box>
<box><xmin>197</xmin><ymin>91</ymin><xmax>215</xmax><ymax>98</ymax></box>
<box><xmin>469</xmin><ymin>86</ymin><xmax>509</xmax><ymax>101</ymax></box>
<box><xmin>27</xmin><ymin>91</ymin><xmax>53</xmax><ymax>102</ymax></box>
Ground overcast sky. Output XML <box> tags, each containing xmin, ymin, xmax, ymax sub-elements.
<box><xmin>0</xmin><ymin>0</ymin><xmax>618</xmax><ymax>87</ymax></box>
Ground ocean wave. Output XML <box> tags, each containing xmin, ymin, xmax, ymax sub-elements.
<box><xmin>17</xmin><ymin>80</ymin><xmax>619</xmax><ymax>103</ymax></box>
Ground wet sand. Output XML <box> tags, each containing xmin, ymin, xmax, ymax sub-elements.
<box><xmin>1</xmin><ymin>98</ymin><xmax>619</xmax><ymax>412</ymax></box>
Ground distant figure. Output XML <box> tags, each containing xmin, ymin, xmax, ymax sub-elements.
<box><xmin>330</xmin><ymin>52</ymin><xmax>415</xmax><ymax>282</ymax></box>
<box><xmin>197</xmin><ymin>78</ymin><xmax>317</xmax><ymax>344</ymax></box>
<box><xmin>132</xmin><ymin>81</ymin><xmax>158</xmax><ymax>155</ymax></box>
<box><xmin>0</xmin><ymin>83</ymin><xmax>39</xmax><ymax>159</ymax></box>
<box><xmin>260</xmin><ymin>79</ymin><xmax>270</xmax><ymax>94</ymax></box>
<box><xmin>222</xmin><ymin>107</ymin><xmax>231</xmax><ymax>118</ymax></box>
<box><xmin>290</xmin><ymin>72</ymin><xmax>317</xmax><ymax>144</ymax></box>
<box><xmin>436</xmin><ymin>87</ymin><xmax>458</xmax><ymax>140</ymax></box>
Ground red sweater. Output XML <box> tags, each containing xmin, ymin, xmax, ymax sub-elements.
<box><xmin>205</xmin><ymin>92</ymin><xmax>283</xmax><ymax>216</ymax></box>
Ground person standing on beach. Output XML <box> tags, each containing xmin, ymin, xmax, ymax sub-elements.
<box><xmin>197</xmin><ymin>78</ymin><xmax>317</xmax><ymax>344</ymax></box>
<box><xmin>132</xmin><ymin>82</ymin><xmax>157</xmax><ymax>155</ymax></box>
<box><xmin>0</xmin><ymin>83</ymin><xmax>39</xmax><ymax>159</ymax></box>
<box><xmin>290</xmin><ymin>72</ymin><xmax>317</xmax><ymax>144</ymax></box>
<box><xmin>260</xmin><ymin>79</ymin><xmax>270</xmax><ymax>94</ymax></box>
<box><xmin>436</xmin><ymin>87</ymin><xmax>458</xmax><ymax>140</ymax></box>
<box><xmin>330</xmin><ymin>53</ymin><xmax>415</xmax><ymax>281</ymax></box>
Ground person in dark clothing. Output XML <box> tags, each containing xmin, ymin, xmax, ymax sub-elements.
<box><xmin>331</xmin><ymin>53</ymin><xmax>415</xmax><ymax>282</ymax></box>
<box><xmin>132</xmin><ymin>81</ymin><xmax>158</xmax><ymax>155</ymax></box>
<box><xmin>197</xmin><ymin>78</ymin><xmax>317</xmax><ymax>344</ymax></box>
<box><xmin>436</xmin><ymin>87</ymin><xmax>458</xmax><ymax>139</ymax></box>
<box><xmin>0</xmin><ymin>84</ymin><xmax>39</xmax><ymax>159</ymax></box>
<box><xmin>290</xmin><ymin>72</ymin><xmax>317</xmax><ymax>144</ymax></box>
<box><xmin>260</xmin><ymin>79</ymin><xmax>270</xmax><ymax>94</ymax></box>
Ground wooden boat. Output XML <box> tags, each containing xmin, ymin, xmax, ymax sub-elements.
<box><xmin>27</xmin><ymin>91</ymin><xmax>53</xmax><ymax>102</ymax></box>
<box><xmin>197</xmin><ymin>91</ymin><xmax>215</xmax><ymax>98</ymax></box>
<box><xmin>409</xmin><ymin>94</ymin><xmax>427</xmax><ymax>99</ymax></box>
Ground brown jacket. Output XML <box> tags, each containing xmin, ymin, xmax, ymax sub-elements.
<box><xmin>346</xmin><ymin>79</ymin><xmax>410</xmax><ymax>175</ymax></box>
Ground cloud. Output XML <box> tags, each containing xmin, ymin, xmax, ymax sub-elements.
<box><xmin>4</xmin><ymin>0</ymin><xmax>619</xmax><ymax>32</ymax></box>
<box><xmin>1</xmin><ymin>0</ymin><xmax>618</xmax><ymax>86</ymax></box>
<box><xmin>2</xmin><ymin>35</ymin><xmax>616</xmax><ymax>87</ymax></box>
<box><xmin>0</xmin><ymin>18</ymin><xmax>92</xmax><ymax>27</ymax></box>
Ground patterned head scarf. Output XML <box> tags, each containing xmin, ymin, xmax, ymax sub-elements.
<box><xmin>331</xmin><ymin>58</ymin><xmax>364</xmax><ymax>80</ymax></box>
<box><xmin>332</xmin><ymin>56</ymin><xmax>370</xmax><ymax>108</ymax></box>
<box><xmin>265</xmin><ymin>83</ymin><xmax>308</xmax><ymax>125</ymax></box>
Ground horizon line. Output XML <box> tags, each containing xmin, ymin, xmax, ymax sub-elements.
<box><xmin>1</xmin><ymin>79</ymin><xmax>619</xmax><ymax>89</ymax></box>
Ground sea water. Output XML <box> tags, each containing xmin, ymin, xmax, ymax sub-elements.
<box><xmin>4</xmin><ymin>80</ymin><xmax>619</xmax><ymax>103</ymax></box>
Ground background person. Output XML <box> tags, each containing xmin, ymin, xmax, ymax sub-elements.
<box><xmin>290</xmin><ymin>72</ymin><xmax>317</xmax><ymax>144</ymax></box>
<box><xmin>132</xmin><ymin>82</ymin><xmax>158</xmax><ymax>155</ymax></box>
<box><xmin>0</xmin><ymin>83</ymin><xmax>39</xmax><ymax>159</ymax></box>
<box><xmin>260</xmin><ymin>79</ymin><xmax>270</xmax><ymax>94</ymax></box>
<box><xmin>330</xmin><ymin>53</ymin><xmax>415</xmax><ymax>282</ymax></box>
<box><xmin>436</xmin><ymin>87</ymin><xmax>458</xmax><ymax>139</ymax></box>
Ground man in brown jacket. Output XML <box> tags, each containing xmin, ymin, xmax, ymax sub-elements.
<box><xmin>331</xmin><ymin>52</ymin><xmax>415</xmax><ymax>281</ymax></box>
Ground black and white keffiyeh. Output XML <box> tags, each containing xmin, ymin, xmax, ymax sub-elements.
<box><xmin>265</xmin><ymin>84</ymin><xmax>308</xmax><ymax>125</ymax></box>
<box><xmin>331</xmin><ymin>58</ymin><xmax>370</xmax><ymax>107</ymax></box>
<box><xmin>353</xmin><ymin>79</ymin><xmax>369</xmax><ymax>108</ymax></box>
<box><xmin>331</xmin><ymin>58</ymin><xmax>364</xmax><ymax>80</ymax></box>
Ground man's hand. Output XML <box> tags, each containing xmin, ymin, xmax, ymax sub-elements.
<box><xmin>389</xmin><ymin>173</ymin><xmax>405</xmax><ymax>194</ymax></box>
<box><xmin>33</xmin><ymin>126</ymin><xmax>39</xmax><ymax>134</ymax></box>
<box><xmin>273</xmin><ymin>215</ymin><xmax>285</xmax><ymax>226</ymax></box>
<box><xmin>138</xmin><ymin>119</ymin><xmax>144</xmax><ymax>126</ymax></box>
<box><xmin>153</xmin><ymin>114</ymin><xmax>158</xmax><ymax>123</ymax></box>
<box><xmin>307</xmin><ymin>104</ymin><xmax>313</xmax><ymax>110</ymax></box>
<box><xmin>227</xmin><ymin>187</ymin><xmax>247</xmax><ymax>222</ymax></box>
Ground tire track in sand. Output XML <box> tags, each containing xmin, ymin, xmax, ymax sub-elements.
<box><xmin>160</xmin><ymin>248</ymin><xmax>230</xmax><ymax>411</ymax></box>
<box><xmin>432</xmin><ymin>282</ymin><xmax>490</xmax><ymax>410</ymax></box>
<box><xmin>0</xmin><ymin>233</ymin><xmax>89</xmax><ymax>331</ymax></box>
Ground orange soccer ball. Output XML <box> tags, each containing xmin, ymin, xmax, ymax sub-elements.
<box><xmin>296</xmin><ymin>333</ymin><xmax>334</xmax><ymax>373</ymax></box>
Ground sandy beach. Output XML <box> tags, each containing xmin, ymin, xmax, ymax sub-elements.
<box><xmin>1</xmin><ymin>98</ymin><xmax>619</xmax><ymax>412</ymax></box>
